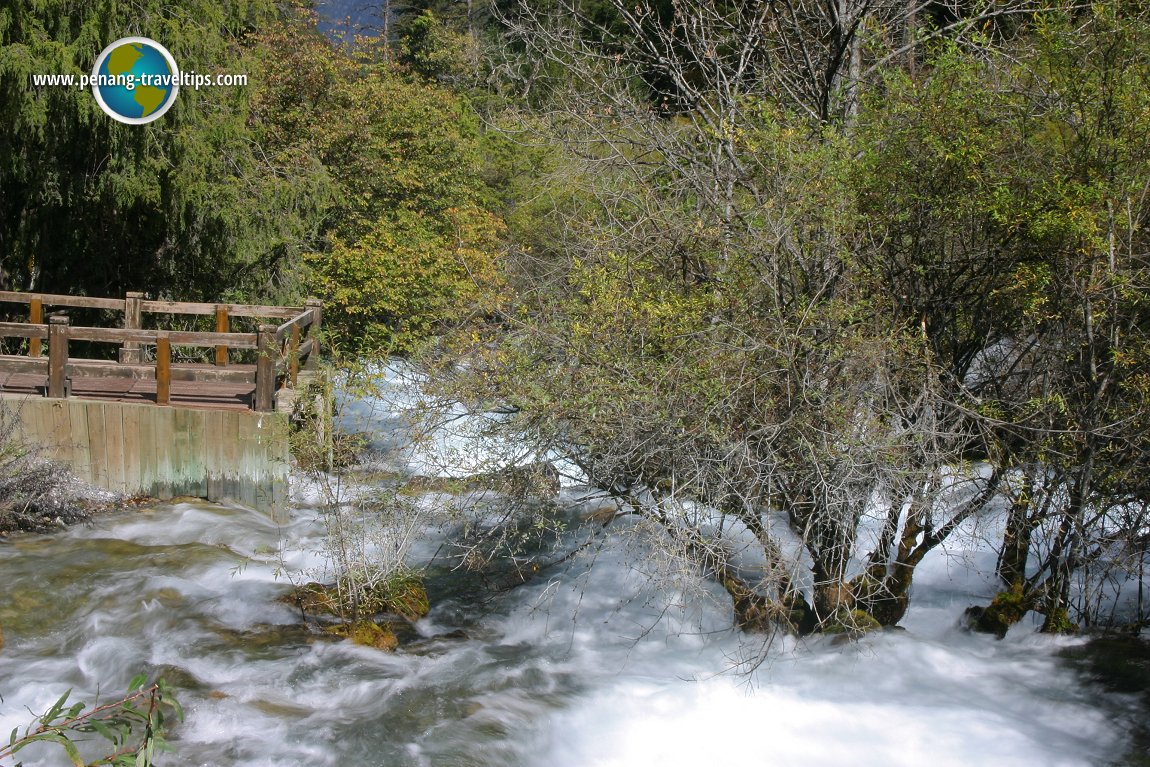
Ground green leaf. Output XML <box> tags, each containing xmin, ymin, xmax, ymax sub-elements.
<box><xmin>88</xmin><ymin>719</ymin><xmax>118</xmax><ymax>744</ymax></box>
<box><xmin>42</xmin><ymin>689</ymin><xmax>72</xmax><ymax>723</ymax></box>
<box><xmin>60</xmin><ymin>735</ymin><xmax>83</xmax><ymax>766</ymax></box>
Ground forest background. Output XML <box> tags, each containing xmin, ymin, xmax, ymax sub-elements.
<box><xmin>3</xmin><ymin>0</ymin><xmax>1150</xmax><ymax>638</ymax></box>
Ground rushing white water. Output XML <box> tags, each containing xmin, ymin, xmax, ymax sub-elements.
<box><xmin>0</xmin><ymin>495</ymin><xmax>1139</xmax><ymax>767</ymax></box>
<box><xmin>0</xmin><ymin>367</ymin><xmax>1143</xmax><ymax>765</ymax></box>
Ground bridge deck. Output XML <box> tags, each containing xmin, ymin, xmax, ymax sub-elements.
<box><xmin>0</xmin><ymin>369</ymin><xmax>257</xmax><ymax>411</ymax></box>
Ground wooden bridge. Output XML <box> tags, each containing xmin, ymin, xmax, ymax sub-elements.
<box><xmin>0</xmin><ymin>291</ymin><xmax>322</xmax><ymax>411</ymax></box>
<box><xmin>0</xmin><ymin>291</ymin><xmax>326</xmax><ymax>516</ymax></box>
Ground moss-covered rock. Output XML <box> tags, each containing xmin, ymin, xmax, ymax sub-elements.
<box><xmin>281</xmin><ymin>582</ymin><xmax>342</xmax><ymax>616</ymax></box>
<box><xmin>326</xmin><ymin>620</ymin><xmax>399</xmax><ymax>651</ymax></box>
<box><xmin>964</xmin><ymin>583</ymin><xmax>1031</xmax><ymax>639</ymax></box>
<box><xmin>377</xmin><ymin>570</ymin><xmax>430</xmax><ymax>622</ymax></box>
<box><xmin>1040</xmin><ymin>607</ymin><xmax>1078</xmax><ymax>635</ymax></box>
<box><xmin>822</xmin><ymin>608</ymin><xmax>882</xmax><ymax>637</ymax></box>
<box><xmin>282</xmin><ymin>570</ymin><xmax>430</xmax><ymax>623</ymax></box>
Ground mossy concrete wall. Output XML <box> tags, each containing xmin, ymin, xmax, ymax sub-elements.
<box><xmin>2</xmin><ymin>394</ymin><xmax>288</xmax><ymax>519</ymax></box>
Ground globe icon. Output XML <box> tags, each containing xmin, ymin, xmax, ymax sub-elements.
<box><xmin>91</xmin><ymin>37</ymin><xmax>180</xmax><ymax>124</ymax></box>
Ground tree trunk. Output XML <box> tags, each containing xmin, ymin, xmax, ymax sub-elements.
<box><xmin>997</xmin><ymin>476</ymin><xmax>1035</xmax><ymax>587</ymax></box>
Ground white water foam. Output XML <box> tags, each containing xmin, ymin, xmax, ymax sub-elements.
<box><xmin>0</xmin><ymin>499</ymin><xmax>1137</xmax><ymax>767</ymax></box>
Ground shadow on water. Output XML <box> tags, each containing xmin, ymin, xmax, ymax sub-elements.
<box><xmin>1059</xmin><ymin>635</ymin><xmax>1150</xmax><ymax>766</ymax></box>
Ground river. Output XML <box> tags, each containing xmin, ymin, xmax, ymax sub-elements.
<box><xmin>0</xmin><ymin>489</ymin><xmax>1144</xmax><ymax>766</ymax></box>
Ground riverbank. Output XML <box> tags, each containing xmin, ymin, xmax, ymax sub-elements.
<box><xmin>0</xmin><ymin>460</ymin><xmax>125</xmax><ymax>536</ymax></box>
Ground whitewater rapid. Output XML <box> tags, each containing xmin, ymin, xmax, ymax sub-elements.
<box><xmin>0</xmin><ymin>497</ymin><xmax>1136</xmax><ymax>767</ymax></box>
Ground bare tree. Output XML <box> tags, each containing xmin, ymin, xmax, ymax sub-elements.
<box><xmin>423</xmin><ymin>0</ymin><xmax>1150</xmax><ymax>644</ymax></box>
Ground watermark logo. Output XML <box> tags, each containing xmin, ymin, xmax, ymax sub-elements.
<box><xmin>90</xmin><ymin>37</ymin><xmax>180</xmax><ymax>124</ymax></box>
<box><xmin>30</xmin><ymin>37</ymin><xmax>247</xmax><ymax>124</ymax></box>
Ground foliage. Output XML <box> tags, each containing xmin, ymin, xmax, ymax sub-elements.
<box><xmin>855</xmin><ymin>6</ymin><xmax>1150</xmax><ymax>633</ymax></box>
<box><xmin>8</xmin><ymin>0</ymin><xmax>1150</xmax><ymax>649</ymax></box>
<box><xmin>250</xmin><ymin>7</ymin><xmax>506</xmax><ymax>357</ymax></box>
<box><xmin>1</xmin><ymin>0</ymin><xmax>501</xmax><ymax>346</ymax></box>
<box><xmin>396</xmin><ymin>10</ymin><xmax>478</xmax><ymax>83</ymax></box>
<box><xmin>0</xmin><ymin>0</ymin><xmax>329</xmax><ymax>302</ymax></box>
<box><xmin>308</xmin><ymin>205</ymin><xmax>503</xmax><ymax>358</ymax></box>
<box><xmin>426</xmin><ymin>95</ymin><xmax>956</xmax><ymax>632</ymax></box>
<box><xmin>421</xmin><ymin>0</ymin><xmax>1150</xmax><ymax>641</ymax></box>
<box><xmin>0</xmin><ymin>677</ymin><xmax>182</xmax><ymax>767</ymax></box>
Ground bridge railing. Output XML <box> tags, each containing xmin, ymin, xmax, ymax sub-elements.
<box><xmin>0</xmin><ymin>291</ymin><xmax>322</xmax><ymax>412</ymax></box>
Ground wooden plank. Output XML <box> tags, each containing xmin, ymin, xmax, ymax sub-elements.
<box><xmin>172</xmin><ymin>406</ymin><xmax>193</xmax><ymax>492</ymax></box>
<box><xmin>67</xmin><ymin>327</ymin><xmax>156</xmax><ymax>344</ymax></box>
<box><xmin>205</xmin><ymin>409</ymin><xmax>225</xmax><ymax>500</ymax></box>
<box><xmin>137</xmin><ymin>404</ymin><xmax>158</xmax><ymax>496</ymax></box>
<box><xmin>0</xmin><ymin>356</ymin><xmax>48</xmax><ymax>375</ymax></box>
<box><xmin>236</xmin><ymin>414</ymin><xmax>256</xmax><ymax>508</ymax></box>
<box><xmin>63</xmin><ymin>326</ymin><xmax>258</xmax><ymax>349</ymax></box>
<box><xmin>0</xmin><ymin>322</ymin><xmax>48</xmax><ymax>340</ymax></box>
<box><xmin>104</xmin><ymin>403</ymin><xmax>126</xmax><ymax>494</ymax></box>
<box><xmin>47</xmin><ymin>317</ymin><xmax>69</xmax><ymax>399</ymax></box>
<box><xmin>71</xmin><ymin>379</ymin><xmax>140</xmax><ymax>399</ymax></box>
<box><xmin>121</xmin><ymin>404</ymin><xmax>142</xmax><ymax>497</ymax></box>
<box><xmin>255</xmin><ymin>325</ymin><xmax>277</xmax><ymax>412</ymax></box>
<box><xmin>0</xmin><ymin>291</ymin><xmax>33</xmax><ymax>306</ymax></box>
<box><xmin>141</xmin><ymin>300</ymin><xmax>300</xmax><ymax>319</ymax></box>
<box><xmin>48</xmin><ymin>400</ymin><xmax>72</xmax><ymax>461</ymax></box>
<box><xmin>0</xmin><ymin>372</ymin><xmax>47</xmax><ymax>395</ymax></box>
<box><xmin>219</xmin><ymin>409</ymin><xmax>240</xmax><ymax>501</ymax></box>
<box><xmin>16</xmin><ymin>400</ymin><xmax>42</xmax><ymax>449</ymax></box>
<box><xmin>66</xmin><ymin>361</ymin><xmax>153</xmax><ymax>380</ymax></box>
<box><xmin>289</xmin><ymin>338</ymin><xmax>316</xmax><ymax>371</ymax></box>
<box><xmin>3</xmin><ymin>291</ymin><xmax>302</xmax><ymax>316</ymax></box>
<box><xmin>68</xmin><ymin>400</ymin><xmax>93</xmax><ymax>485</ymax></box>
<box><xmin>155</xmin><ymin>333</ymin><xmax>171</xmax><ymax>406</ymax></box>
<box><xmin>170</xmin><ymin>363</ymin><xmax>257</xmax><ymax>382</ymax></box>
<box><xmin>169</xmin><ymin>330</ymin><xmax>257</xmax><ymax>349</ymax></box>
<box><xmin>303</xmin><ymin>300</ymin><xmax>322</xmax><ymax>369</ymax></box>
<box><xmin>86</xmin><ymin>404</ymin><xmax>108</xmax><ymax>488</ymax></box>
<box><xmin>59</xmin><ymin>360</ymin><xmax>257</xmax><ymax>385</ymax></box>
<box><xmin>215</xmin><ymin>306</ymin><xmax>230</xmax><ymax>366</ymax></box>
<box><xmin>29</xmin><ymin>297</ymin><xmax>42</xmax><ymax>358</ymax></box>
<box><xmin>289</xmin><ymin>324</ymin><xmax>301</xmax><ymax>387</ymax></box>
<box><xmin>185</xmin><ymin>408</ymin><xmax>208</xmax><ymax>498</ymax></box>
<box><xmin>45</xmin><ymin>377</ymin><xmax>257</xmax><ymax>410</ymax></box>
<box><xmin>274</xmin><ymin>310</ymin><xmax>314</xmax><ymax>341</ymax></box>
<box><xmin>0</xmin><ymin>291</ymin><xmax>121</xmax><ymax>310</ymax></box>
<box><xmin>119</xmin><ymin>292</ymin><xmax>144</xmax><ymax>364</ymax></box>
<box><xmin>153</xmin><ymin>407</ymin><xmax>174</xmax><ymax>499</ymax></box>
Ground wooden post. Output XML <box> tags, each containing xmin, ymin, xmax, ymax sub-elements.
<box><xmin>156</xmin><ymin>331</ymin><xmax>171</xmax><ymax>406</ymax></box>
<box><xmin>289</xmin><ymin>324</ymin><xmax>301</xmax><ymax>387</ymax></box>
<box><xmin>48</xmin><ymin>315</ymin><xmax>69</xmax><ymax>399</ymax></box>
<box><xmin>214</xmin><ymin>304</ymin><xmax>229</xmax><ymax>366</ymax></box>
<box><xmin>120</xmin><ymin>291</ymin><xmax>144</xmax><ymax>363</ymax></box>
<box><xmin>254</xmin><ymin>324</ymin><xmax>277</xmax><ymax>412</ymax></box>
<box><xmin>28</xmin><ymin>297</ymin><xmax>43</xmax><ymax>357</ymax></box>
<box><xmin>304</xmin><ymin>298</ymin><xmax>323</xmax><ymax>369</ymax></box>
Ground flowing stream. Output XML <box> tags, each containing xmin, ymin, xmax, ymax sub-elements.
<box><xmin>0</xmin><ymin>495</ymin><xmax>1144</xmax><ymax>766</ymax></box>
<box><xmin>1</xmin><ymin>368</ymin><xmax>1147</xmax><ymax>766</ymax></box>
